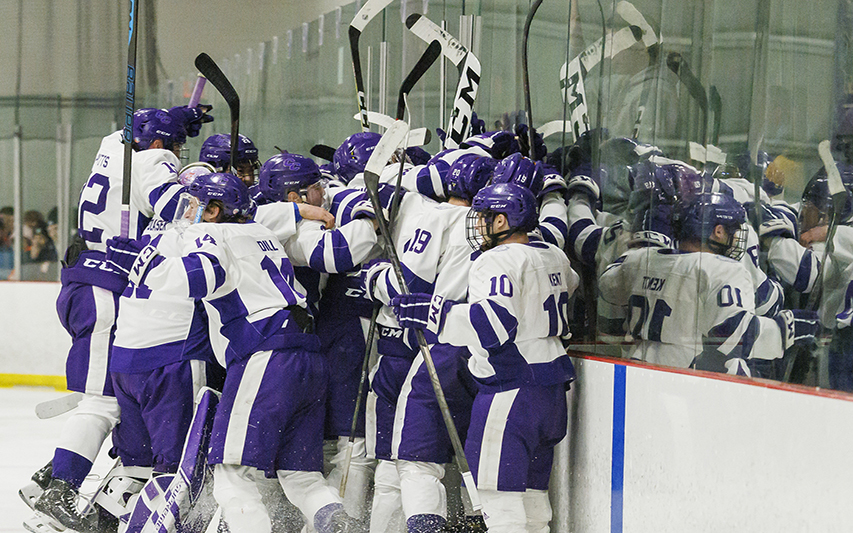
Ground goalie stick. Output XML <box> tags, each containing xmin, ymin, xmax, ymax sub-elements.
<box><xmin>120</xmin><ymin>0</ymin><xmax>140</xmax><ymax>238</ymax></box>
<box><xmin>194</xmin><ymin>53</ymin><xmax>239</xmax><ymax>173</ymax></box>
<box><xmin>340</xmin><ymin>41</ymin><xmax>443</xmax><ymax>498</ymax></box>
<box><xmin>406</xmin><ymin>13</ymin><xmax>482</xmax><ymax>149</ymax></box>
<box><xmin>349</xmin><ymin>0</ymin><xmax>396</xmax><ymax>132</ymax></box>
<box><xmin>522</xmin><ymin>0</ymin><xmax>544</xmax><ymax>160</ymax></box>
<box><xmin>783</xmin><ymin>141</ymin><xmax>847</xmax><ymax>383</ymax></box>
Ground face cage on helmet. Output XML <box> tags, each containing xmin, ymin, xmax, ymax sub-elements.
<box><xmin>465</xmin><ymin>209</ymin><xmax>515</xmax><ymax>251</ymax></box>
<box><xmin>706</xmin><ymin>223</ymin><xmax>747</xmax><ymax>261</ymax></box>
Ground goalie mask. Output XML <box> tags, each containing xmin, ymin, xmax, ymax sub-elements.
<box><xmin>466</xmin><ymin>182</ymin><xmax>538</xmax><ymax>251</ymax></box>
<box><xmin>676</xmin><ymin>192</ymin><xmax>747</xmax><ymax>260</ymax></box>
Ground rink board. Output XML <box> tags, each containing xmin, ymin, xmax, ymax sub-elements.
<box><xmin>0</xmin><ymin>282</ymin><xmax>68</xmax><ymax>387</ymax></box>
<box><xmin>557</xmin><ymin>355</ymin><xmax>853</xmax><ymax>532</ymax></box>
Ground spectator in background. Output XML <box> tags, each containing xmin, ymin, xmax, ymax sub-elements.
<box><xmin>46</xmin><ymin>207</ymin><xmax>59</xmax><ymax>247</ymax></box>
<box><xmin>22</xmin><ymin>210</ymin><xmax>57</xmax><ymax>264</ymax></box>
<box><xmin>0</xmin><ymin>206</ymin><xmax>13</xmax><ymax>245</ymax></box>
<box><xmin>0</xmin><ymin>217</ymin><xmax>12</xmax><ymax>279</ymax></box>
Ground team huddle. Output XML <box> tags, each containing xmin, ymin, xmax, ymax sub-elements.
<box><xmin>16</xmin><ymin>98</ymin><xmax>853</xmax><ymax>533</ymax></box>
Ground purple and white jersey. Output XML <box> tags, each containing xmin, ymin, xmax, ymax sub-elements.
<box><xmin>77</xmin><ymin>131</ymin><xmax>183</xmax><ymax>253</ymax></box>
<box><xmin>741</xmin><ymin>225</ymin><xmax>784</xmax><ymax>317</ymax></box>
<box><xmin>599</xmin><ymin>247</ymin><xmax>783</xmax><ymax>371</ymax></box>
<box><xmin>435</xmin><ymin>241</ymin><xmax>579</xmax><ymax>392</ymax></box>
<box><xmin>112</xmin><ymin>227</ymin><xmax>213</xmax><ymax>373</ymax></box>
<box><xmin>767</xmin><ymin>225</ymin><xmax>853</xmax><ymax>326</ymax></box>
<box><xmin>566</xmin><ymin>194</ymin><xmax>630</xmax><ymax>275</ymax></box>
<box><xmin>139</xmin><ymin>221</ymin><xmax>313</xmax><ymax>367</ymax></box>
<box><xmin>537</xmin><ymin>192</ymin><xmax>569</xmax><ymax>249</ymax></box>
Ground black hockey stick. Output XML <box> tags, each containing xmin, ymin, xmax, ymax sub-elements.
<box><xmin>709</xmin><ymin>86</ymin><xmax>722</xmax><ymax>145</ymax></box>
<box><xmin>194</xmin><ymin>53</ymin><xmax>239</xmax><ymax>173</ymax></box>
<box><xmin>667</xmin><ymin>52</ymin><xmax>708</xmax><ymax>146</ymax></box>
<box><xmin>349</xmin><ymin>0</ymin><xmax>395</xmax><ymax>132</ymax></box>
<box><xmin>522</xmin><ymin>0</ymin><xmax>544</xmax><ymax>161</ymax></box>
<box><xmin>340</xmin><ymin>42</ymin><xmax>442</xmax><ymax>498</ymax></box>
<box><xmin>362</xmin><ymin>121</ymin><xmax>483</xmax><ymax>512</ymax></box>
<box><xmin>120</xmin><ymin>0</ymin><xmax>140</xmax><ymax>238</ymax></box>
<box><xmin>310</xmin><ymin>143</ymin><xmax>336</xmax><ymax>161</ymax></box>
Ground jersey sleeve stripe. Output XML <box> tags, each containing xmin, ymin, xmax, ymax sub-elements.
<box><xmin>793</xmin><ymin>250</ymin><xmax>819</xmax><ymax>293</ymax></box>
<box><xmin>183</xmin><ymin>252</ymin><xmax>226</xmax><ymax>299</ymax></box>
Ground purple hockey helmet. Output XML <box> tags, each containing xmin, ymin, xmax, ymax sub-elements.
<box><xmin>444</xmin><ymin>154</ymin><xmax>499</xmax><ymax>202</ymax></box>
<box><xmin>467</xmin><ymin>182</ymin><xmax>538</xmax><ymax>251</ymax></box>
<box><xmin>186</xmin><ymin>172</ymin><xmax>255</xmax><ymax>222</ymax></box>
<box><xmin>676</xmin><ymin>192</ymin><xmax>747</xmax><ymax>260</ymax></box>
<box><xmin>133</xmin><ymin>108</ymin><xmax>187</xmax><ymax>151</ymax></box>
<box><xmin>258</xmin><ymin>153</ymin><xmax>323</xmax><ymax>203</ymax></box>
<box><xmin>491</xmin><ymin>152</ymin><xmax>544</xmax><ymax>197</ymax></box>
<box><xmin>333</xmin><ymin>132</ymin><xmax>381</xmax><ymax>182</ymax></box>
<box><xmin>199</xmin><ymin>133</ymin><xmax>260</xmax><ymax>171</ymax></box>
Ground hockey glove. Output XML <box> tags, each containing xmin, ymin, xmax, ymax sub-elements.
<box><xmin>514</xmin><ymin>123</ymin><xmax>548</xmax><ymax>161</ymax></box>
<box><xmin>566</xmin><ymin>174</ymin><xmax>601</xmax><ymax>205</ymax></box>
<box><xmin>360</xmin><ymin>259</ymin><xmax>392</xmax><ymax>302</ymax></box>
<box><xmin>774</xmin><ymin>309</ymin><xmax>819</xmax><ymax>350</ymax></box>
<box><xmin>758</xmin><ymin>218</ymin><xmax>796</xmax><ymax>240</ymax></box>
<box><xmin>168</xmin><ymin>105</ymin><xmax>214</xmax><ymax>138</ymax></box>
<box><xmin>391</xmin><ymin>293</ymin><xmax>455</xmax><ymax>333</ymax></box>
<box><xmin>540</xmin><ymin>167</ymin><xmax>568</xmax><ymax>196</ymax></box>
<box><xmin>105</xmin><ymin>237</ymin><xmax>160</xmax><ymax>286</ymax></box>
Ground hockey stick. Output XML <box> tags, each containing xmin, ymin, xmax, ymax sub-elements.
<box><xmin>709</xmin><ymin>86</ymin><xmax>722</xmax><ymax>145</ymax></box>
<box><xmin>783</xmin><ymin>141</ymin><xmax>846</xmax><ymax>383</ymax></box>
<box><xmin>522</xmin><ymin>0</ymin><xmax>544</xmax><ymax>160</ymax></box>
<box><xmin>187</xmin><ymin>73</ymin><xmax>207</xmax><ymax>108</ymax></box>
<box><xmin>350</xmin><ymin>0</ymin><xmax>395</xmax><ymax>132</ymax></box>
<box><xmin>406</xmin><ymin>13</ymin><xmax>482</xmax><ymax>149</ymax></box>
<box><xmin>310</xmin><ymin>143</ymin><xmax>336</xmax><ymax>161</ymax></box>
<box><xmin>560</xmin><ymin>25</ymin><xmax>643</xmax><ymax>141</ymax></box>
<box><xmin>351</xmin><ymin>112</ymin><xmax>433</xmax><ymax>146</ymax></box>
<box><xmin>362</xmin><ymin>121</ymin><xmax>482</xmax><ymax>512</ymax></box>
<box><xmin>340</xmin><ymin>42</ymin><xmax>442</xmax><ymax>498</ymax></box>
<box><xmin>120</xmin><ymin>0</ymin><xmax>140</xmax><ymax>238</ymax></box>
<box><xmin>614</xmin><ymin>1</ymin><xmax>660</xmax><ymax>139</ymax></box>
<box><xmin>194</xmin><ymin>53</ymin><xmax>239</xmax><ymax>173</ymax></box>
<box><xmin>127</xmin><ymin>388</ymin><xmax>220</xmax><ymax>533</ymax></box>
<box><xmin>666</xmin><ymin>52</ymin><xmax>708</xmax><ymax>146</ymax></box>
<box><xmin>35</xmin><ymin>392</ymin><xmax>83</xmax><ymax>419</ymax></box>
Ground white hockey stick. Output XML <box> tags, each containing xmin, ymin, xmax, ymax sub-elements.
<box><xmin>35</xmin><ymin>392</ymin><xmax>83</xmax><ymax>419</ymax></box>
<box><xmin>406</xmin><ymin>14</ymin><xmax>482</xmax><ymax>149</ymax></box>
<box><xmin>352</xmin><ymin>112</ymin><xmax>432</xmax><ymax>146</ymax></box>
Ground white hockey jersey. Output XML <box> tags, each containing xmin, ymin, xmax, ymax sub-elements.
<box><xmin>599</xmin><ymin>247</ymin><xmax>784</xmax><ymax>372</ymax></box>
<box><xmin>77</xmin><ymin>131</ymin><xmax>183</xmax><ymax>252</ymax></box>
<box><xmin>435</xmin><ymin>241</ymin><xmax>579</xmax><ymax>391</ymax></box>
<box><xmin>139</xmin><ymin>221</ymin><xmax>313</xmax><ymax>367</ymax></box>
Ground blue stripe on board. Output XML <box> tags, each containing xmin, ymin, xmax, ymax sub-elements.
<box><xmin>611</xmin><ymin>364</ymin><xmax>627</xmax><ymax>533</ymax></box>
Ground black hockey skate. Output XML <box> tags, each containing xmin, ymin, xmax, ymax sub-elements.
<box><xmin>19</xmin><ymin>461</ymin><xmax>54</xmax><ymax>511</ymax></box>
<box><xmin>34</xmin><ymin>478</ymin><xmax>99</xmax><ymax>533</ymax></box>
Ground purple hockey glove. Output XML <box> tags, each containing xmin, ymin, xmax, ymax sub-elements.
<box><xmin>168</xmin><ymin>105</ymin><xmax>214</xmax><ymax>138</ymax></box>
<box><xmin>391</xmin><ymin>293</ymin><xmax>455</xmax><ymax>333</ymax></box>
<box><xmin>775</xmin><ymin>309</ymin><xmax>819</xmax><ymax>350</ymax></box>
<box><xmin>106</xmin><ymin>237</ymin><xmax>160</xmax><ymax>285</ymax></box>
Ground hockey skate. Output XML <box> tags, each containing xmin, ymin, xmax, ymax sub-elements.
<box><xmin>32</xmin><ymin>478</ymin><xmax>99</xmax><ymax>533</ymax></box>
<box><xmin>327</xmin><ymin>507</ymin><xmax>369</xmax><ymax>533</ymax></box>
<box><xmin>19</xmin><ymin>462</ymin><xmax>54</xmax><ymax>511</ymax></box>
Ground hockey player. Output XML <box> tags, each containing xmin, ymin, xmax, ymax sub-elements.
<box><xmin>600</xmin><ymin>192</ymin><xmax>817</xmax><ymax>374</ymax></box>
<box><xmin>390</xmin><ymin>182</ymin><xmax>579</xmax><ymax>533</ymax></box>
<box><xmin>361</xmin><ymin>153</ymin><xmax>497</xmax><ymax>532</ymax></box>
<box><xmin>105</xmin><ymin>172</ymin><xmax>362</xmax><ymax>533</ymax></box>
<box><xmin>30</xmin><ymin>105</ymin><xmax>210</xmax><ymax>532</ymax></box>
<box><xmin>333</xmin><ymin>132</ymin><xmax>382</xmax><ymax>184</ymax></box>
<box><xmin>253</xmin><ymin>152</ymin><xmax>383</xmax><ymax>523</ymax></box>
<box><xmin>759</xmin><ymin>164</ymin><xmax>853</xmax><ymax>388</ymax></box>
<box><xmin>199</xmin><ymin>133</ymin><xmax>261</xmax><ymax>186</ymax></box>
